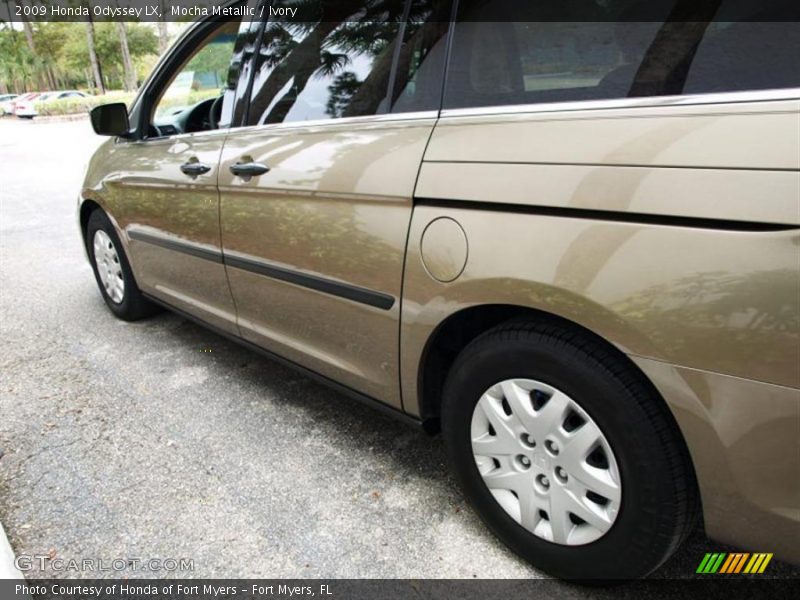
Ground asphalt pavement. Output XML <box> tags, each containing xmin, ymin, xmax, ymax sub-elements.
<box><xmin>0</xmin><ymin>117</ymin><xmax>797</xmax><ymax>588</ymax></box>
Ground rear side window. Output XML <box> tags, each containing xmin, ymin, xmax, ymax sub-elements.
<box><xmin>443</xmin><ymin>0</ymin><xmax>800</xmax><ymax>110</ymax></box>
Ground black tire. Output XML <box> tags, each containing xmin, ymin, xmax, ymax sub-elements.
<box><xmin>441</xmin><ymin>318</ymin><xmax>699</xmax><ymax>581</ymax></box>
<box><xmin>85</xmin><ymin>209</ymin><xmax>159</xmax><ymax>321</ymax></box>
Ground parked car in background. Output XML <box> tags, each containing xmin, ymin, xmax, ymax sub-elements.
<box><xmin>12</xmin><ymin>92</ymin><xmax>43</xmax><ymax>118</ymax></box>
<box><xmin>79</xmin><ymin>0</ymin><xmax>800</xmax><ymax>582</ymax></box>
<box><xmin>40</xmin><ymin>90</ymin><xmax>90</xmax><ymax>102</ymax></box>
<box><xmin>9</xmin><ymin>90</ymin><xmax>90</xmax><ymax>118</ymax></box>
<box><xmin>0</xmin><ymin>94</ymin><xmax>18</xmax><ymax>116</ymax></box>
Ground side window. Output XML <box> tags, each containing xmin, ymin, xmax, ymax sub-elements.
<box><xmin>443</xmin><ymin>0</ymin><xmax>800</xmax><ymax>111</ymax></box>
<box><xmin>389</xmin><ymin>0</ymin><xmax>452</xmax><ymax>113</ymax></box>
<box><xmin>684</xmin><ymin>18</ymin><xmax>800</xmax><ymax>94</ymax></box>
<box><xmin>247</xmin><ymin>0</ymin><xmax>407</xmax><ymax>125</ymax></box>
<box><xmin>220</xmin><ymin>18</ymin><xmax>264</xmax><ymax>129</ymax></box>
<box><xmin>149</xmin><ymin>19</ymin><xmax>248</xmax><ymax>137</ymax></box>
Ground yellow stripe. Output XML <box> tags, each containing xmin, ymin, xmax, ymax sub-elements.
<box><xmin>734</xmin><ymin>553</ymin><xmax>750</xmax><ymax>574</ymax></box>
<box><xmin>743</xmin><ymin>554</ymin><xmax>760</xmax><ymax>574</ymax></box>
<box><xmin>758</xmin><ymin>553</ymin><xmax>773</xmax><ymax>574</ymax></box>
<box><xmin>720</xmin><ymin>554</ymin><xmax>736</xmax><ymax>574</ymax></box>
<box><xmin>749</xmin><ymin>554</ymin><xmax>766</xmax><ymax>574</ymax></box>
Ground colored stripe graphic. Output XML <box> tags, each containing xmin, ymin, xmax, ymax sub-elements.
<box><xmin>720</xmin><ymin>553</ymin><xmax>736</xmax><ymax>573</ymax></box>
<box><xmin>696</xmin><ymin>553</ymin><xmax>713</xmax><ymax>574</ymax></box>
<box><xmin>758</xmin><ymin>554</ymin><xmax>773</xmax><ymax>573</ymax></box>
<box><xmin>710</xmin><ymin>553</ymin><xmax>726</xmax><ymax>573</ymax></box>
<box><xmin>744</xmin><ymin>553</ymin><xmax>774</xmax><ymax>574</ymax></box>
<box><xmin>698</xmin><ymin>552</ymin><xmax>772</xmax><ymax>574</ymax></box>
<box><xmin>698</xmin><ymin>553</ymin><xmax>727</xmax><ymax>574</ymax></box>
<box><xmin>733</xmin><ymin>553</ymin><xmax>750</xmax><ymax>573</ymax></box>
<box><xmin>719</xmin><ymin>553</ymin><xmax>749</xmax><ymax>573</ymax></box>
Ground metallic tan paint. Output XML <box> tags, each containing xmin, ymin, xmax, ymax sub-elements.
<box><xmin>400</xmin><ymin>206</ymin><xmax>799</xmax><ymax>408</ymax></box>
<box><xmin>82</xmin><ymin>131</ymin><xmax>238</xmax><ymax>335</ymax></box>
<box><xmin>419</xmin><ymin>217</ymin><xmax>469</xmax><ymax>282</ymax></box>
<box><xmin>420</xmin><ymin>100</ymin><xmax>800</xmax><ymax>225</ymax></box>
<box><xmin>80</xmin><ymin>63</ymin><xmax>799</xmax><ymax>563</ymax></box>
<box><xmin>631</xmin><ymin>356</ymin><xmax>800</xmax><ymax>565</ymax></box>
<box><xmin>216</xmin><ymin>117</ymin><xmax>437</xmax><ymax>408</ymax></box>
<box><xmin>399</xmin><ymin>96</ymin><xmax>799</xmax><ymax>563</ymax></box>
<box><xmin>400</xmin><ymin>204</ymin><xmax>799</xmax><ymax>562</ymax></box>
<box><xmin>425</xmin><ymin>101</ymin><xmax>800</xmax><ymax>170</ymax></box>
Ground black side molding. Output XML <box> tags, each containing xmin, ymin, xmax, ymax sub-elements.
<box><xmin>225</xmin><ymin>254</ymin><xmax>395</xmax><ymax>311</ymax></box>
<box><xmin>127</xmin><ymin>229</ymin><xmax>395</xmax><ymax>310</ymax></box>
<box><xmin>128</xmin><ymin>229</ymin><xmax>223</xmax><ymax>263</ymax></box>
<box><xmin>415</xmin><ymin>198</ymin><xmax>799</xmax><ymax>233</ymax></box>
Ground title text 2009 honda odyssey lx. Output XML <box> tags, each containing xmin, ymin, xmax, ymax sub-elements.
<box><xmin>79</xmin><ymin>0</ymin><xmax>799</xmax><ymax>580</ymax></box>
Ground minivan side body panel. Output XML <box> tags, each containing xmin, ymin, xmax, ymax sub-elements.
<box><xmin>81</xmin><ymin>130</ymin><xmax>239</xmax><ymax>335</ymax></box>
<box><xmin>411</xmin><ymin>97</ymin><xmax>800</xmax><ymax>387</ymax></box>
<box><xmin>402</xmin><ymin>96</ymin><xmax>800</xmax><ymax>562</ymax></box>
<box><xmin>632</xmin><ymin>357</ymin><xmax>800</xmax><ymax>565</ymax></box>
<box><xmin>77</xmin><ymin>8</ymin><xmax>800</xmax><ymax>569</ymax></box>
<box><xmin>217</xmin><ymin>114</ymin><xmax>438</xmax><ymax>409</ymax></box>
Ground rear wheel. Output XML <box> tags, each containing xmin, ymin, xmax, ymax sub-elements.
<box><xmin>85</xmin><ymin>209</ymin><xmax>158</xmax><ymax>321</ymax></box>
<box><xmin>441</xmin><ymin>319</ymin><xmax>698</xmax><ymax>581</ymax></box>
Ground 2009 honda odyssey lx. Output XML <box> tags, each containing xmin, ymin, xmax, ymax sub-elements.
<box><xmin>80</xmin><ymin>0</ymin><xmax>799</xmax><ymax>580</ymax></box>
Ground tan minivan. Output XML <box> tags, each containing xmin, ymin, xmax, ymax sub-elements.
<box><xmin>79</xmin><ymin>0</ymin><xmax>799</xmax><ymax>580</ymax></box>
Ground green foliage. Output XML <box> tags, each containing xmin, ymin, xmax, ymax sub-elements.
<box><xmin>61</xmin><ymin>23</ymin><xmax>159</xmax><ymax>90</ymax></box>
<box><xmin>0</xmin><ymin>22</ymin><xmax>162</xmax><ymax>93</ymax></box>
<box><xmin>185</xmin><ymin>39</ymin><xmax>235</xmax><ymax>84</ymax></box>
<box><xmin>32</xmin><ymin>92</ymin><xmax>136</xmax><ymax>116</ymax></box>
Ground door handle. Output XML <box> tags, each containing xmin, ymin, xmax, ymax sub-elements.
<box><xmin>229</xmin><ymin>162</ymin><xmax>270</xmax><ymax>178</ymax></box>
<box><xmin>180</xmin><ymin>161</ymin><xmax>211</xmax><ymax>176</ymax></box>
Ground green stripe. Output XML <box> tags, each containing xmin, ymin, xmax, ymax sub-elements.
<box><xmin>702</xmin><ymin>553</ymin><xmax>720</xmax><ymax>573</ymax></box>
<box><xmin>697</xmin><ymin>554</ymin><xmax>713</xmax><ymax>574</ymax></box>
<box><xmin>709</xmin><ymin>553</ymin><xmax>727</xmax><ymax>573</ymax></box>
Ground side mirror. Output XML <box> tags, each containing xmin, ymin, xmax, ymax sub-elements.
<box><xmin>90</xmin><ymin>103</ymin><xmax>130</xmax><ymax>137</ymax></box>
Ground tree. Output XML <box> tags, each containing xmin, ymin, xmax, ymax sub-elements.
<box><xmin>0</xmin><ymin>22</ymin><xmax>33</xmax><ymax>93</ymax></box>
<box><xmin>325</xmin><ymin>71</ymin><xmax>360</xmax><ymax>117</ymax></box>
<box><xmin>85</xmin><ymin>16</ymin><xmax>105</xmax><ymax>94</ymax></box>
<box><xmin>157</xmin><ymin>1</ymin><xmax>169</xmax><ymax>54</ymax></box>
<box><xmin>116</xmin><ymin>21</ymin><xmax>137</xmax><ymax>91</ymax></box>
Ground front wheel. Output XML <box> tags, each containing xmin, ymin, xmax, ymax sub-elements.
<box><xmin>85</xmin><ymin>209</ymin><xmax>158</xmax><ymax>321</ymax></box>
<box><xmin>441</xmin><ymin>319</ymin><xmax>698</xmax><ymax>581</ymax></box>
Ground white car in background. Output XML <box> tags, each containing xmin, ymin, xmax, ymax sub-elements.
<box><xmin>14</xmin><ymin>90</ymin><xmax>89</xmax><ymax>118</ymax></box>
<box><xmin>0</xmin><ymin>94</ymin><xmax>18</xmax><ymax>116</ymax></box>
<box><xmin>11</xmin><ymin>93</ymin><xmax>42</xmax><ymax>118</ymax></box>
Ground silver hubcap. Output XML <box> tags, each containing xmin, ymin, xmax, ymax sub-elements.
<box><xmin>471</xmin><ymin>378</ymin><xmax>621</xmax><ymax>545</ymax></box>
<box><xmin>93</xmin><ymin>230</ymin><xmax>125</xmax><ymax>304</ymax></box>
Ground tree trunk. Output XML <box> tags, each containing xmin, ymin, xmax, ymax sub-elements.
<box><xmin>157</xmin><ymin>7</ymin><xmax>169</xmax><ymax>55</ymax></box>
<box><xmin>46</xmin><ymin>64</ymin><xmax>56</xmax><ymax>90</ymax></box>
<box><xmin>84</xmin><ymin>19</ymin><xmax>105</xmax><ymax>94</ymax></box>
<box><xmin>21</xmin><ymin>15</ymin><xmax>35</xmax><ymax>53</ymax></box>
<box><xmin>116</xmin><ymin>21</ymin><xmax>138</xmax><ymax>91</ymax></box>
<box><xmin>248</xmin><ymin>20</ymin><xmax>342</xmax><ymax>123</ymax></box>
<box><xmin>630</xmin><ymin>0</ymin><xmax>722</xmax><ymax>96</ymax></box>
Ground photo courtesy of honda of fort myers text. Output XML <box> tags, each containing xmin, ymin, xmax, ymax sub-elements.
<box><xmin>0</xmin><ymin>0</ymin><xmax>799</xmax><ymax>598</ymax></box>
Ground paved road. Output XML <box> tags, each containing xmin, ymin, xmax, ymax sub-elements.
<box><xmin>0</xmin><ymin>118</ymin><xmax>797</xmax><ymax>588</ymax></box>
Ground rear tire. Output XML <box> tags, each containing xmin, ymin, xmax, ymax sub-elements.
<box><xmin>441</xmin><ymin>319</ymin><xmax>698</xmax><ymax>581</ymax></box>
<box><xmin>85</xmin><ymin>209</ymin><xmax>158</xmax><ymax>321</ymax></box>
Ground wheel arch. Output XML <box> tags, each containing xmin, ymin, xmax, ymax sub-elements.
<box><xmin>417</xmin><ymin>304</ymin><xmax>647</xmax><ymax>421</ymax></box>
<box><xmin>79</xmin><ymin>198</ymin><xmax>104</xmax><ymax>242</ymax></box>
<box><xmin>416</xmin><ymin>302</ymin><xmax>703</xmax><ymax>528</ymax></box>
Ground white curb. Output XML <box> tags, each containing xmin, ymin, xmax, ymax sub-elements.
<box><xmin>0</xmin><ymin>522</ymin><xmax>23</xmax><ymax>579</ymax></box>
